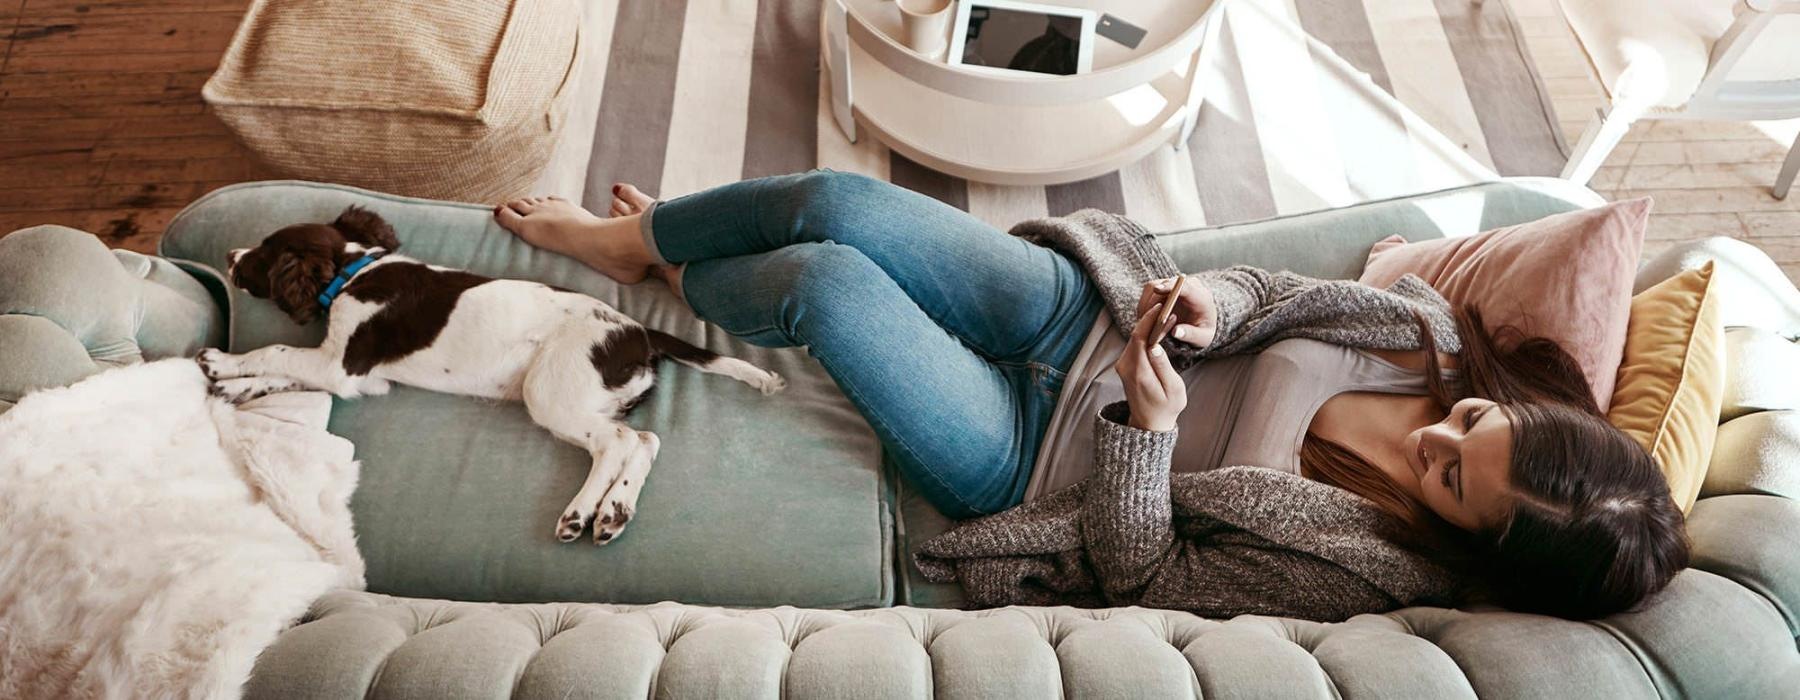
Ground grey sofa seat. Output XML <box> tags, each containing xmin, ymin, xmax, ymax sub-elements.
<box><xmin>3</xmin><ymin>177</ymin><xmax>1797</xmax><ymax>697</ymax></box>
<box><xmin>247</xmin><ymin>559</ymin><xmax>1798</xmax><ymax>698</ymax></box>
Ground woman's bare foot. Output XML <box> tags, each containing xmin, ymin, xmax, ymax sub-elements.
<box><xmin>607</xmin><ymin>183</ymin><xmax>654</xmax><ymax>218</ymax></box>
<box><xmin>493</xmin><ymin>187</ymin><xmax>657</xmax><ymax>283</ymax></box>
<box><xmin>650</xmin><ymin>260</ymin><xmax>686</xmax><ymax>302</ymax></box>
<box><xmin>494</xmin><ymin>195</ymin><xmax>601</xmax><ymax>253</ymax></box>
<box><xmin>598</xmin><ymin>184</ymin><xmax>689</xmax><ymax>300</ymax></box>
<box><xmin>604</xmin><ymin>184</ymin><xmax>686</xmax><ymax>298</ymax></box>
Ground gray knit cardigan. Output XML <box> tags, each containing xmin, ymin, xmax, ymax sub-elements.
<box><xmin>914</xmin><ymin>210</ymin><xmax>1467</xmax><ymax>621</ymax></box>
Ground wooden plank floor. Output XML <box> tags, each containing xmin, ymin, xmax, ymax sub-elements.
<box><xmin>0</xmin><ymin>0</ymin><xmax>271</xmax><ymax>253</ymax></box>
<box><xmin>1</xmin><ymin>0</ymin><xmax>1796</xmax><ymax>283</ymax></box>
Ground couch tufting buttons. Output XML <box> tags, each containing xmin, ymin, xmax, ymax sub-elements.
<box><xmin>658</xmin><ymin>619</ymin><xmax>789</xmax><ymax>697</ymax></box>
<box><xmin>1057</xmin><ymin>622</ymin><xmax>1198</xmax><ymax>698</ymax></box>
<box><xmin>927</xmin><ymin>615</ymin><xmax>1061</xmax><ymax>698</ymax></box>
<box><xmin>787</xmin><ymin>623</ymin><xmax>932</xmax><ymax>698</ymax></box>
<box><xmin>517</xmin><ymin>614</ymin><xmax>664</xmax><ymax>699</ymax></box>
<box><xmin>371</xmin><ymin>613</ymin><xmax>541</xmax><ymax>698</ymax></box>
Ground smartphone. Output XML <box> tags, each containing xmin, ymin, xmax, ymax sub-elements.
<box><xmin>1151</xmin><ymin>276</ymin><xmax>1184</xmax><ymax>345</ymax></box>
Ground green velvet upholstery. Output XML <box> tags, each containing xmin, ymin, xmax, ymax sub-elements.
<box><xmin>157</xmin><ymin>181</ymin><xmax>891</xmax><ymax>608</ymax></box>
<box><xmin>5</xmin><ymin>177</ymin><xmax>1799</xmax><ymax>697</ymax></box>
<box><xmin>244</xmin><ymin>568</ymin><xmax>1799</xmax><ymax>699</ymax></box>
<box><xmin>1156</xmin><ymin>176</ymin><xmax>1608</xmax><ymax>278</ymax></box>
<box><xmin>0</xmin><ymin>225</ymin><xmax>223</xmax><ymax>412</ymax></box>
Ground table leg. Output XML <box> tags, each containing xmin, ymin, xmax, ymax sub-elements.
<box><xmin>1175</xmin><ymin>5</ymin><xmax>1227</xmax><ymax>150</ymax></box>
<box><xmin>1776</xmin><ymin>130</ymin><xmax>1799</xmax><ymax>200</ymax></box>
<box><xmin>825</xmin><ymin>0</ymin><xmax>857</xmax><ymax>142</ymax></box>
<box><xmin>1175</xmin><ymin>50</ymin><xmax>1205</xmax><ymax>148</ymax></box>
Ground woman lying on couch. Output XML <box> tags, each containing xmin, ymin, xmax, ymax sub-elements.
<box><xmin>493</xmin><ymin>170</ymin><xmax>1687</xmax><ymax>622</ymax></box>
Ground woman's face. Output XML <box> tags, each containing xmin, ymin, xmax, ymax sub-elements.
<box><xmin>1404</xmin><ymin>397</ymin><xmax>1515</xmax><ymax>531</ymax></box>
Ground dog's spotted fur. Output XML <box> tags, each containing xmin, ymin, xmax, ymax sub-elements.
<box><xmin>198</xmin><ymin>205</ymin><xmax>785</xmax><ymax>545</ymax></box>
<box><xmin>339</xmin><ymin>261</ymin><xmax>493</xmax><ymax>376</ymax></box>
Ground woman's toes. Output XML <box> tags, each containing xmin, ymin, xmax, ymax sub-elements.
<box><xmin>494</xmin><ymin>204</ymin><xmax>526</xmax><ymax>231</ymax></box>
<box><xmin>604</xmin><ymin>183</ymin><xmax>653</xmax><ymax>217</ymax></box>
<box><xmin>615</xmin><ymin>183</ymin><xmax>654</xmax><ymax>211</ymax></box>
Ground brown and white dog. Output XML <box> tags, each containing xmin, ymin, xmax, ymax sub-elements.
<box><xmin>198</xmin><ymin>205</ymin><xmax>785</xmax><ymax>545</ymax></box>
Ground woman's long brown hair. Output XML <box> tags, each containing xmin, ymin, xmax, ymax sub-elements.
<box><xmin>1297</xmin><ymin>306</ymin><xmax>1601</xmax><ymax>560</ymax></box>
<box><xmin>1299</xmin><ymin>305</ymin><xmax>1686</xmax><ymax>618</ymax></box>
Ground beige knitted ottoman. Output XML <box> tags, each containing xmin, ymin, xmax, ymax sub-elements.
<box><xmin>203</xmin><ymin>0</ymin><xmax>582</xmax><ymax>203</ymax></box>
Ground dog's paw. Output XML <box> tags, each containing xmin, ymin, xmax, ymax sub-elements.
<box><xmin>593</xmin><ymin>500</ymin><xmax>635</xmax><ymax>545</ymax></box>
<box><xmin>755</xmin><ymin>371</ymin><xmax>786</xmax><ymax>396</ymax></box>
<box><xmin>555</xmin><ymin>508</ymin><xmax>591</xmax><ymax>543</ymax></box>
<box><xmin>195</xmin><ymin>348</ymin><xmax>232</xmax><ymax>380</ymax></box>
<box><xmin>208</xmin><ymin>377</ymin><xmax>287</xmax><ymax>404</ymax></box>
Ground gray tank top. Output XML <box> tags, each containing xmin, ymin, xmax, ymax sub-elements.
<box><xmin>1026</xmin><ymin>316</ymin><xmax>1459</xmax><ymax>501</ymax></box>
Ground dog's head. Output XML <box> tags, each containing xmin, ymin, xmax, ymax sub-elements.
<box><xmin>226</xmin><ymin>205</ymin><xmax>400</xmax><ymax>325</ymax></box>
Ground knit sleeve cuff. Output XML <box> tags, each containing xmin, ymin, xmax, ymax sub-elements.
<box><xmin>1095</xmin><ymin>401</ymin><xmax>1178</xmax><ymax>482</ymax></box>
<box><xmin>1190</xmin><ymin>269</ymin><xmax>1256</xmax><ymax>350</ymax></box>
<box><xmin>1087</xmin><ymin>401</ymin><xmax>1178</xmax><ymax>587</ymax></box>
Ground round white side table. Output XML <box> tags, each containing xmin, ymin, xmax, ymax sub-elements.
<box><xmin>823</xmin><ymin>0</ymin><xmax>1224</xmax><ymax>186</ymax></box>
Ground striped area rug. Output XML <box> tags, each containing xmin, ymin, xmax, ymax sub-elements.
<box><xmin>537</xmin><ymin>0</ymin><xmax>1567</xmax><ymax>232</ymax></box>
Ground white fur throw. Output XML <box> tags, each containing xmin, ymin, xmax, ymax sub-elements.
<box><xmin>0</xmin><ymin>359</ymin><xmax>364</xmax><ymax>698</ymax></box>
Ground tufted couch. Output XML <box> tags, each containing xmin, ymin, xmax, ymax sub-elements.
<box><xmin>2</xmin><ymin>177</ymin><xmax>1798</xmax><ymax>697</ymax></box>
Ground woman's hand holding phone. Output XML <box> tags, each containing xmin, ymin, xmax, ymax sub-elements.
<box><xmin>1134</xmin><ymin>275</ymin><xmax>1217</xmax><ymax>349</ymax></box>
<box><xmin>1116</xmin><ymin>302</ymin><xmax>1186</xmax><ymax>432</ymax></box>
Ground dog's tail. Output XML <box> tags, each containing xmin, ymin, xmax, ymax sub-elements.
<box><xmin>645</xmin><ymin>329</ymin><xmax>786</xmax><ymax>395</ymax></box>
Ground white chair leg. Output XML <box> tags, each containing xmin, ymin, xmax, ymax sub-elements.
<box><xmin>1560</xmin><ymin>106</ymin><xmax>1637</xmax><ymax>187</ymax></box>
<box><xmin>1775</xmin><ymin>130</ymin><xmax>1800</xmax><ymax>200</ymax></box>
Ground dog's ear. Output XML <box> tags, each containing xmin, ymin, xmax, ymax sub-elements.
<box><xmin>269</xmin><ymin>250</ymin><xmax>335</xmax><ymax>325</ymax></box>
<box><xmin>332</xmin><ymin>205</ymin><xmax>400</xmax><ymax>252</ymax></box>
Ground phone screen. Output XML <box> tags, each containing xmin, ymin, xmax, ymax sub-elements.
<box><xmin>958</xmin><ymin>6</ymin><xmax>1083</xmax><ymax>76</ymax></box>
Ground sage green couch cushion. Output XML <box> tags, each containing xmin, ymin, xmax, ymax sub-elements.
<box><xmin>158</xmin><ymin>181</ymin><xmax>892</xmax><ymax>608</ymax></box>
<box><xmin>0</xmin><ymin>225</ymin><xmax>224</xmax><ymax>412</ymax></box>
<box><xmin>897</xmin><ymin>177</ymin><xmax>1609</xmax><ymax>607</ymax></box>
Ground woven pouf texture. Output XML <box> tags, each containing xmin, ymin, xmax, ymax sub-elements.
<box><xmin>203</xmin><ymin>0</ymin><xmax>581</xmax><ymax>203</ymax></box>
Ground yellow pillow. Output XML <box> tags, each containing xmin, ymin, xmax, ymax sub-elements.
<box><xmin>1606</xmin><ymin>262</ymin><xmax>1725</xmax><ymax>512</ymax></box>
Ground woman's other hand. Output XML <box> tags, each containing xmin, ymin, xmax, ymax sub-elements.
<box><xmin>1134</xmin><ymin>275</ymin><xmax>1217</xmax><ymax>349</ymax></box>
<box><xmin>1116</xmin><ymin>302</ymin><xmax>1186</xmax><ymax>432</ymax></box>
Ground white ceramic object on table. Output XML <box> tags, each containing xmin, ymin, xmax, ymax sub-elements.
<box><xmin>896</xmin><ymin>0</ymin><xmax>953</xmax><ymax>59</ymax></box>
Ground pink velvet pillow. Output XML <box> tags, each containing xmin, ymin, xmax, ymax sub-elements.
<box><xmin>1358</xmin><ymin>198</ymin><xmax>1651</xmax><ymax>412</ymax></box>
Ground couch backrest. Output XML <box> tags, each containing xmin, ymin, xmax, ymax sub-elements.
<box><xmin>1156</xmin><ymin>176</ymin><xmax>1607</xmax><ymax>279</ymax></box>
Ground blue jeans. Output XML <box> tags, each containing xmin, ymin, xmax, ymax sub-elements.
<box><xmin>642</xmin><ymin>170</ymin><xmax>1104</xmax><ymax>518</ymax></box>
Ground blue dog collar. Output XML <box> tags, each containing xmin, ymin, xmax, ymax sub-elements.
<box><xmin>318</xmin><ymin>252</ymin><xmax>385</xmax><ymax>311</ymax></box>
